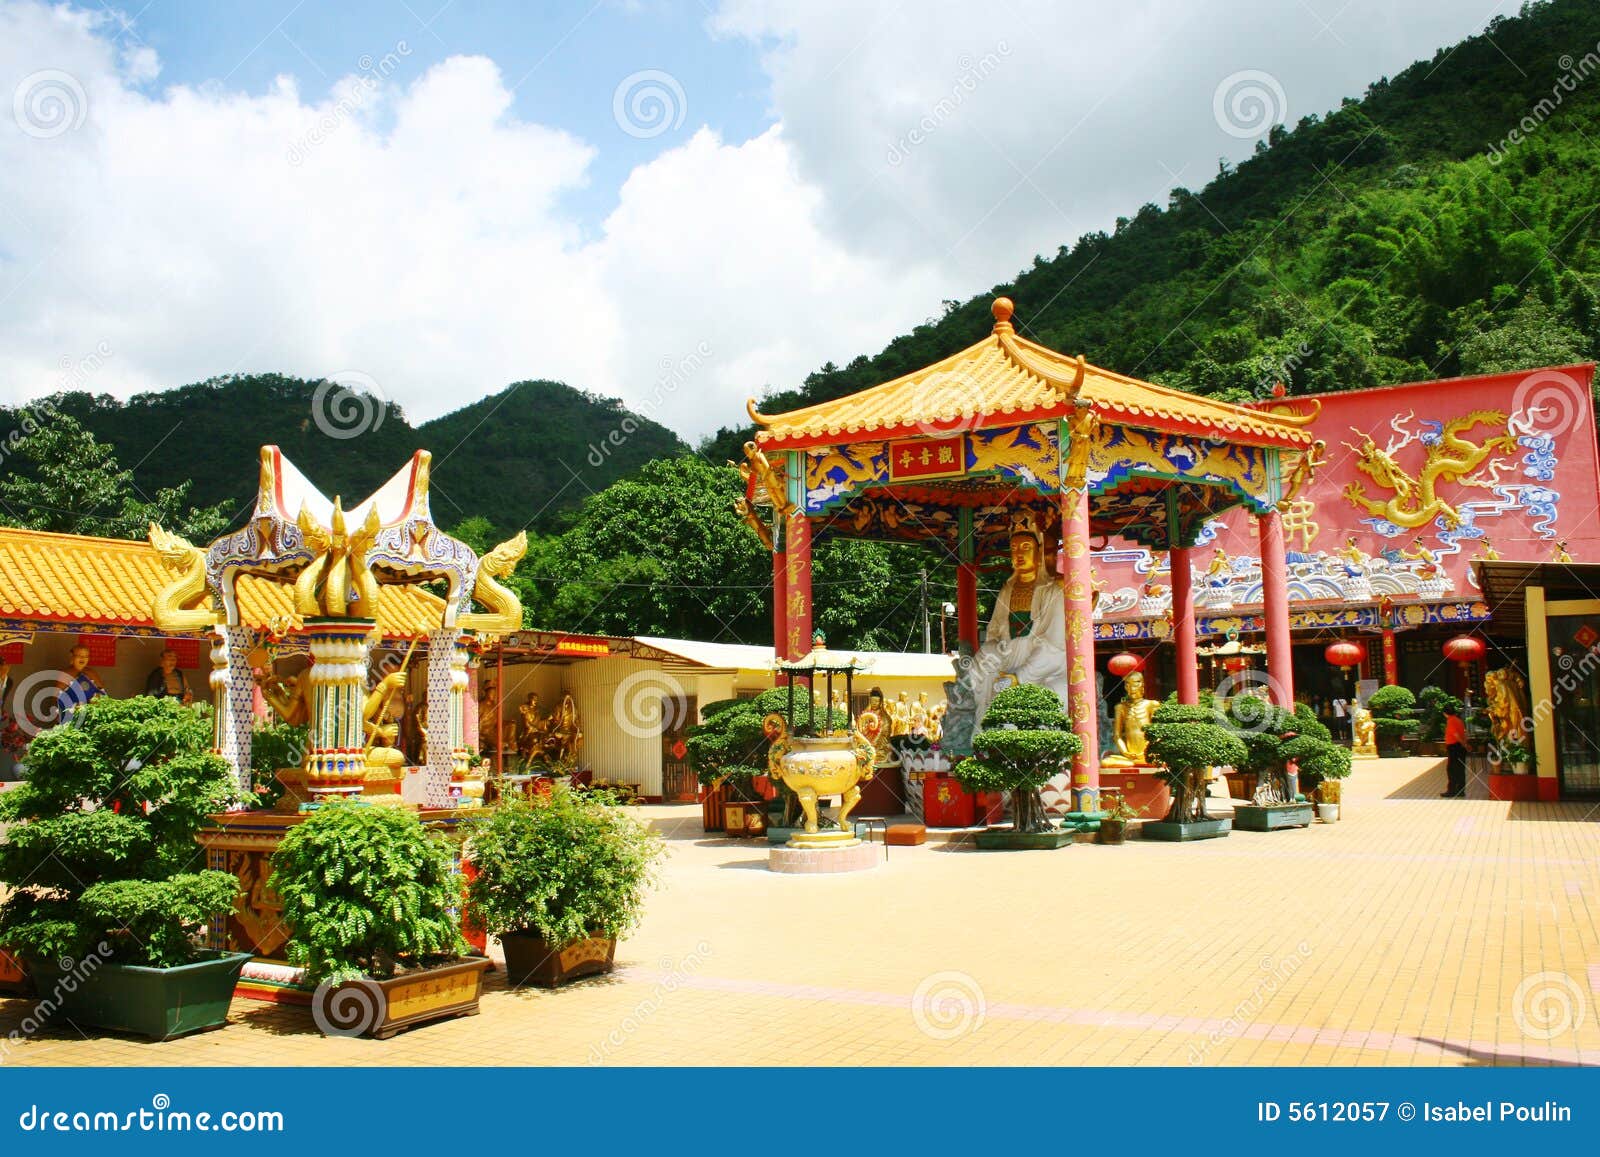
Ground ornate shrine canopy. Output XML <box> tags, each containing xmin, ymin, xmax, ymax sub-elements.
<box><xmin>748</xmin><ymin>298</ymin><xmax>1322</xmax><ymax>553</ymax></box>
<box><xmin>151</xmin><ymin>445</ymin><xmax>526</xmax><ymax>637</ymax></box>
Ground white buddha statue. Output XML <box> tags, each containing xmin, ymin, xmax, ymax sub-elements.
<box><xmin>968</xmin><ymin>511</ymin><xmax>1069</xmax><ymax>724</ymax></box>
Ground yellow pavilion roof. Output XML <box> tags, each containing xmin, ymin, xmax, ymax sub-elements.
<box><xmin>0</xmin><ymin>526</ymin><xmax>443</xmax><ymax>638</ymax></box>
<box><xmin>750</xmin><ymin>298</ymin><xmax>1316</xmax><ymax>449</ymax></box>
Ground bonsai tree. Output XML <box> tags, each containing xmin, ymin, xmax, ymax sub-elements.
<box><xmin>952</xmin><ymin>684</ymin><xmax>1082</xmax><ymax>834</ymax></box>
<box><xmin>1223</xmin><ymin>694</ymin><xmax>1297</xmax><ymax>801</ymax></box>
<box><xmin>465</xmin><ymin>786</ymin><xmax>664</xmax><ymax>948</ymax></box>
<box><xmin>0</xmin><ymin>696</ymin><xmax>239</xmax><ymax>968</ymax></box>
<box><xmin>1414</xmin><ymin>686</ymin><xmax>1459</xmax><ymax>744</ymax></box>
<box><xmin>1366</xmin><ymin>685</ymin><xmax>1418</xmax><ymax>755</ymax></box>
<box><xmin>1145</xmin><ymin>700</ymin><xmax>1247</xmax><ymax>823</ymax></box>
<box><xmin>269</xmin><ymin>802</ymin><xmax>466</xmax><ymax>985</ymax></box>
<box><xmin>1279</xmin><ymin>703</ymin><xmax>1351</xmax><ymax>800</ymax></box>
<box><xmin>248</xmin><ymin>720</ymin><xmax>307</xmax><ymax>810</ymax></box>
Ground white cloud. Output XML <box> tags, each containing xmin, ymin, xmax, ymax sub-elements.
<box><xmin>0</xmin><ymin>0</ymin><xmax>1516</xmax><ymax>440</ymax></box>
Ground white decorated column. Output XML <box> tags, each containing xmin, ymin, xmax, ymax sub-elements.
<box><xmin>424</xmin><ymin>628</ymin><xmax>458</xmax><ymax>807</ymax></box>
<box><xmin>218</xmin><ymin>625</ymin><xmax>257</xmax><ymax>793</ymax></box>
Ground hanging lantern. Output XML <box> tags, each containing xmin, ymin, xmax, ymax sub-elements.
<box><xmin>1442</xmin><ymin>635</ymin><xmax>1486</xmax><ymax>664</ymax></box>
<box><xmin>1223</xmin><ymin>657</ymin><xmax>1250</xmax><ymax>673</ymax></box>
<box><xmin>1324</xmin><ymin>640</ymin><xmax>1366</xmax><ymax>668</ymax></box>
<box><xmin>1107</xmin><ymin>652</ymin><xmax>1143</xmax><ymax>677</ymax></box>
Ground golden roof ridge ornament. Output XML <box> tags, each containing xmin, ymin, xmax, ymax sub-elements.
<box><xmin>746</xmin><ymin>397</ymin><xmax>772</xmax><ymax>427</ymax></box>
<box><xmin>991</xmin><ymin>297</ymin><xmax>1086</xmax><ymax>398</ymax></box>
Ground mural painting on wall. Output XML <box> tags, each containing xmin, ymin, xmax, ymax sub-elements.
<box><xmin>1088</xmin><ymin>366</ymin><xmax>1596</xmax><ymax>625</ymax></box>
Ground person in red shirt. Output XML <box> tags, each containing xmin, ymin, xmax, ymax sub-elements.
<box><xmin>1442</xmin><ymin>707</ymin><xmax>1470</xmax><ymax>798</ymax></box>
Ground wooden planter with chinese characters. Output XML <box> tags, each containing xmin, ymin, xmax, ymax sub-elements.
<box><xmin>499</xmin><ymin>931</ymin><xmax>617</xmax><ymax>989</ymax></box>
<box><xmin>700</xmin><ymin>782</ymin><xmax>728</xmax><ymax>832</ymax></box>
<box><xmin>322</xmin><ymin>957</ymin><xmax>491</xmax><ymax>1040</ymax></box>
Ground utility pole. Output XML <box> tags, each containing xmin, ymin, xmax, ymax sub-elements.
<box><xmin>920</xmin><ymin>567</ymin><xmax>931</xmax><ymax>654</ymax></box>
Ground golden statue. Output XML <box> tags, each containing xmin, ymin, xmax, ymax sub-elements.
<box><xmin>294</xmin><ymin>498</ymin><xmax>383</xmax><ymax>618</ymax></box>
<box><xmin>257</xmin><ymin>667</ymin><xmax>312</xmax><ymax>726</ymax></box>
<box><xmin>863</xmin><ymin>688</ymin><xmax>898</xmax><ymax>766</ymax></box>
<box><xmin>1206</xmin><ymin>548</ymin><xmax>1231</xmax><ymax>580</ymax></box>
<box><xmin>1553</xmin><ymin>539</ymin><xmax>1574</xmax><ymax>563</ymax></box>
<box><xmin>1400</xmin><ymin>537</ymin><xmax>1439</xmax><ymax>579</ymax></box>
<box><xmin>1474</xmin><ymin>537</ymin><xmax>1501</xmax><ymax>562</ymax></box>
<box><xmin>361</xmin><ymin>671</ymin><xmax>410</xmax><ymax>782</ymax></box>
<box><xmin>1103</xmin><ymin>670</ymin><xmax>1159</xmax><ymax>767</ymax></box>
<box><xmin>888</xmin><ymin>692</ymin><xmax>911</xmax><ymax>737</ymax></box>
<box><xmin>733</xmin><ymin>495</ymin><xmax>774</xmax><ymax>550</ymax></box>
<box><xmin>1484</xmin><ymin>668</ymin><xmax>1529</xmax><ymax>746</ymax></box>
<box><xmin>1351</xmin><ymin>702</ymin><xmax>1378</xmax><ymax>759</ymax></box>
<box><xmin>1336</xmin><ymin>535</ymin><xmax>1370</xmax><ymax>572</ymax></box>
<box><xmin>148</xmin><ymin>523</ymin><xmax>219</xmax><ymax>630</ymax></box>
<box><xmin>459</xmin><ymin>532</ymin><xmax>530</xmax><ymax>634</ymax></box>
<box><xmin>544</xmin><ymin>694</ymin><xmax>583</xmax><ymax>770</ymax></box>
<box><xmin>516</xmin><ymin>692</ymin><xmax>550</xmax><ymax>764</ymax></box>
<box><xmin>928</xmin><ymin>702</ymin><xmax>945</xmax><ymax>743</ymax></box>
<box><xmin>743</xmin><ymin>441</ymin><xmax>794</xmax><ymax>517</ymax></box>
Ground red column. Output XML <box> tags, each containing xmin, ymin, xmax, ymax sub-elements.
<box><xmin>1381</xmin><ymin>627</ymin><xmax>1398</xmax><ymax>685</ymax></box>
<box><xmin>772</xmin><ymin>542</ymin><xmax>787</xmax><ymax>658</ymax></box>
<box><xmin>956</xmin><ymin>561</ymin><xmax>979</xmax><ymax>652</ymax></box>
<box><xmin>1062</xmin><ymin>486</ymin><xmax>1099</xmax><ymax>805</ymax></box>
<box><xmin>1170</xmin><ymin>544</ymin><xmax>1199</xmax><ymax>705</ymax></box>
<box><xmin>784</xmin><ymin>512</ymin><xmax>812</xmax><ymax>661</ymax></box>
<box><xmin>1257</xmin><ymin>507</ymin><xmax>1295</xmax><ymax>708</ymax></box>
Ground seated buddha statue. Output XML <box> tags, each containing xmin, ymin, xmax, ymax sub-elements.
<box><xmin>968</xmin><ymin>511</ymin><xmax>1068</xmax><ymax>724</ymax></box>
<box><xmin>1103</xmin><ymin>670</ymin><xmax>1159</xmax><ymax>767</ymax></box>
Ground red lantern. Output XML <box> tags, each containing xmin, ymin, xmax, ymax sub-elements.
<box><xmin>1107</xmin><ymin>652</ymin><xmax>1142</xmax><ymax>677</ymax></box>
<box><xmin>1223</xmin><ymin>657</ymin><xmax>1250</xmax><ymax>673</ymax></box>
<box><xmin>1442</xmin><ymin>635</ymin><xmax>1486</xmax><ymax>664</ymax></box>
<box><xmin>1324</xmin><ymin>640</ymin><xmax>1366</xmax><ymax>668</ymax></box>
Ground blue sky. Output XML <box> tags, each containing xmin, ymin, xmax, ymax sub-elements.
<box><xmin>0</xmin><ymin>0</ymin><xmax>1517</xmax><ymax>435</ymax></box>
<box><xmin>101</xmin><ymin>0</ymin><xmax>772</xmax><ymax>231</ymax></box>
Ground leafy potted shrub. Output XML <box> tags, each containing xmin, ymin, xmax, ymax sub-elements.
<box><xmin>1366</xmin><ymin>686</ymin><xmax>1417</xmax><ymax>757</ymax></box>
<box><xmin>1096</xmin><ymin>790</ymin><xmax>1145</xmax><ymax>845</ymax></box>
<box><xmin>270</xmin><ymin>802</ymin><xmax>485</xmax><ymax>1038</ymax></box>
<box><xmin>1499</xmin><ymin>737</ymin><xmax>1534</xmax><ymax>775</ymax></box>
<box><xmin>0</xmin><ymin>697</ymin><xmax>248</xmax><ymax>1040</ymax></box>
<box><xmin>954</xmin><ymin>685</ymin><xmax>1082</xmax><ymax>850</ymax></box>
<box><xmin>248</xmin><ymin>719</ymin><xmax>306</xmax><ymax>811</ymax></box>
<box><xmin>1144</xmin><ymin>700</ymin><xmax>1246</xmax><ymax>841</ymax></box>
<box><xmin>465</xmin><ymin>786</ymin><xmax>665</xmax><ymax>987</ymax></box>
<box><xmin>1226</xmin><ymin>700</ymin><xmax>1324</xmax><ymax>830</ymax></box>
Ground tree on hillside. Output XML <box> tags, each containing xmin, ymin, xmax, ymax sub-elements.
<box><xmin>0</xmin><ymin>413</ymin><xmax>232</xmax><ymax>541</ymax></box>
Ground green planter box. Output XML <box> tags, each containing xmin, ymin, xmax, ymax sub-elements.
<box><xmin>1232</xmin><ymin>803</ymin><xmax>1314</xmax><ymax>832</ymax></box>
<box><xmin>1142</xmin><ymin>818</ymin><xmax>1232</xmax><ymax>842</ymax></box>
<box><xmin>974</xmin><ymin>829</ymin><xmax>1074</xmax><ymax>851</ymax></box>
<box><xmin>30</xmin><ymin>951</ymin><xmax>251</xmax><ymax>1041</ymax></box>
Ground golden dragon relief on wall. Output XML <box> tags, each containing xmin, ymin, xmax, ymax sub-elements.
<box><xmin>1341</xmin><ymin>410</ymin><xmax>1518</xmax><ymax>530</ymax></box>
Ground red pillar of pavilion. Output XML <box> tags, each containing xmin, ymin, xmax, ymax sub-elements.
<box><xmin>772</xmin><ymin>537</ymin><xmax>788</xmax><ymax>658</ymax></box>
<box><xmin>1257</xmin><ymin>507</ymin><xmax>1295</xmax><ymax>708</ymax></box>
<box><xmin>1062</xmin><ymin>451</ymin><xmax>1100</xmax><ymax>808</ymax></box>
<box><xmin>1170</xmin><ymin>544</ymin><xmax>1199</xmax><ymax>705</ymax></box>
<box><xmin>956</xmin><ymin>561</ymin><xmax>979</xmax><ymax>652</ymax></box>
<box><xmin>784</xmin><ymin>511</ymin><xmax>812</xmax><ymax>661</ymax></box>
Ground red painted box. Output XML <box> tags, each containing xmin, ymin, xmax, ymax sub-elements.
<box><xmin>922</xmin><ymin>773</ymin><xmax>975</xmax><ymax>828</ymax></box>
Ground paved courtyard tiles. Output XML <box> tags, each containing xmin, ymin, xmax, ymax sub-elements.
<box><xmin>3</xmin><ymin>757</ymin><xmax>1597</xmax><ymax>1066</ymax></box>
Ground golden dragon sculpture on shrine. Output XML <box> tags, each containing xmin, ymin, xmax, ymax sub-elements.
<box><xmin>148</xmin><ymin>523</ymin><xmax>220</xmax><ymax>631</ymax></box>
<box><xmin>458</xmin><ymin>531</ymin><xmax>529</xmax><ymax>634</ymax></box>
<box><xmin>1341</xmin><ymin>410</ymin><xmax>1518</xmax><ymax>530</ymax></box>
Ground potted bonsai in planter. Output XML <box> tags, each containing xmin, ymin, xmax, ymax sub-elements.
<box><xmin>465</xmin><ymin>786</ymin><xmax>665</xmax><ymax>988</ymax></box>
<box><xmin>1226</xmin><ymin>698</ymin><xmax>1320</xmax><ymax>831</ymax></box>
<box><xmin>1143</xmin><ymin>700</ymin><xmax>1246</xmax><ymax>842</ymax></box>
<box><xmin>1500</xmin><ymin>738</ymin><xmax>1534</xmax><ymax>775</ymax></box>
<box><xmin>954</xmin><ymin>685</ymin><xmax>1082</xmax><ymax>850</ymax></box>
<box><xmin>0</xmin><ymin>696</ymin><xmax>248</xmax><ymax>1041</ymax></box>
<box><xmin>1366</xmin><ymin>685</ymin><xmax>1417</xmax><ymax>757</ymax></box>
<box><xmin>270</xmin><ymin>802</ymin><xmax>485</xmax><ymax>1039</ymax></box>
<box><xmin>1413</xmin><ymin>687</ymin><xmax>1458</xmax><ymax>757</ymax></box>
<box><xmin>1096</xmin><ymin>790</ymin><xmax>1145</xmax><ymax>845</ymax></box>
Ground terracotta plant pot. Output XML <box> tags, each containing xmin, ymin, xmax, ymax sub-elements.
<box><xmin>1098</xmin><ymin>818</ymin><xmax>1126</xmax><ymax>845</ymax></box>
<box><xmin>317</xmin><ymin>957</ymin><xmax>491</xmax><ymax>1040</ymax></box>
<box><xmin>499</xmin><ymin>931</ymin><xmax>617</xmax><ymax>989</ymax></box>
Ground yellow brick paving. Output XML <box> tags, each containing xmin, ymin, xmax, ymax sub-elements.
<box><xmin>4</xmin><ymin>757</ymin><xmax>1597</xmax><ymax>1067</ymax></box>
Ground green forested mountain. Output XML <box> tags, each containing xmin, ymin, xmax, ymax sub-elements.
<box><xmin>703</xmin><ymin>0</ymin><xmax>1600</xmax><ymax>461</ymax></box>
<box><xmin>0</xmin><ymin>376</ymin><xmax>685</xmax><ymax>535</ymax></box>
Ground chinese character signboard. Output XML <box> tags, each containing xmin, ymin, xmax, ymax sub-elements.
<box><xmin>888</xmin><ymin>436</ymin><xmax>966</xmax><ymax>483</ymax></box>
